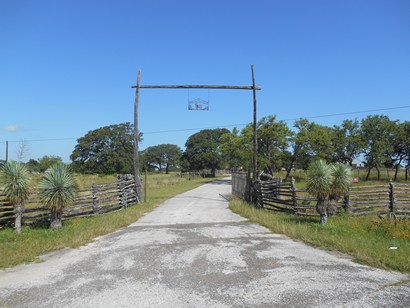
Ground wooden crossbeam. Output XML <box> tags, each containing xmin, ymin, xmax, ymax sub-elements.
<box><xmin>131</xmin><ymin>85</ymin><xmax>261</xmax><ymax>90</ymax></box>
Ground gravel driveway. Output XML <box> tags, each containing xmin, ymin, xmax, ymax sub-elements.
<box><xmin>0</xmin><ymin>178</ymin><xmax>409</xmax><ymax>307</ymax></box>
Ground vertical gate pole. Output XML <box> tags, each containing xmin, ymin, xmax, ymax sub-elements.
<box><xmin>251</xmin><ymin>65</ymin><xmax>258</xmax><ymax>180</ymax></box>
<box><xmin>389</xmin><ymin>180</ymin><xmax>395</xmax><ymax>219</ymax></box>
<box><xmin>133</xmin><ymin>70</ymin><xmax>142</xmax><ymax>202</ymax></box>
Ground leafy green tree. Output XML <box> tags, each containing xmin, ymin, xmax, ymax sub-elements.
<box><xmin>360</xmin><ymin>115</ymin><xmax>396</xmax><ymax>180</ymax></box>
<box><xmin>142</xmin><ymin>144</ymin><xmax>182</xmax><ymax>174</ymax></box>
<box><xmin>27</xmin><ymin>156</ymin><xmax>63</xmax><ymax>173</ymax></box>
<box><xmin>256</xmin><ymin>116</ymin><xmax>292</xmax><ymax>172</ymax></box>
<box><xmin>26</xmin><ymin>159</ymin><xmax>39</xmax><ymax>172</ymax></box>
<box><xmin>220</xmin><ymin>117</ymin><xmax>292</xmax><ymax>173</ymax></box>
<box><xmin>331</xmin><ymin>119</ymin><xmax>363</xmax><ymax>165</ymax></box>
<box><xmin>389</xmin><ymin>121</ymin><xmax>410</xmax><ymax>181</ymax></box>
<box><xmin>70</xmin><ymin>123</ymin><xmax>140</xmax><ymax>174</ymax></box>
<box><xmin>39</xmin><ymin>163</ymin><xmax>77</xmax><ymax>229</ymax></box>
<box><xmin>285</xmin><ymin>119</ymin><xmax>333</xmax><ymax>179</ymax></box>
<box><xmin>220</xmin><ymin>127</ymin><xmax>251</xmax><ymax>171</ymax></box>
<box><xmin>306</xmin><ymin>160</ymin><xmax>351</xmax><ymax>224</ymax></box>
<box><xmin>0</xmin><ymin>161</ymin><xmax>31</xmax><ymax>233</ymax></box>
<box><xmin>184</xmin><ymin>128</ymin><xmax>229</xmax><ymax>177</ymax></box>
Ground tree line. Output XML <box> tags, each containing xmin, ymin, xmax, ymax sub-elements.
<box><xmin>222</xmin><ymin>114</ymin><xmax>410</xmax><ymax>181</ymax></box>
<box><xmin>66</xmin><ymin>114</ymin><xmax>409</xmax><ymax>181</ymax></box>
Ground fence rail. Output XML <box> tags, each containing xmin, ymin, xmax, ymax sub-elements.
<box><xmin>0</xmin><ymin>175</ymin><xmax>137</xmax><ymax>226</ymax></box>
<box><xmin>232</xmin><ymin>173</ymin><xmax>410</xmax><ymax>218</ymax></box>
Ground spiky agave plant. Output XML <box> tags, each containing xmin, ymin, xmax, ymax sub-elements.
<box><xmin>0</xmin><ymin>161</ymin><xmax>31</xmax><ymax>234</ymax></box>
<box><xmin>329</xmin><ymin>163</ymin><xmax>352</xmax><ymax>214</ymax></box>
<box><xmin>39</xmin><ymin>163</ymin><xmax>77</xmax><ymax>229</ymax></box>
<box><xmin>306</xmin><ymin>160</ymin><xmax>332</xmax><ymax>225</ymax></box>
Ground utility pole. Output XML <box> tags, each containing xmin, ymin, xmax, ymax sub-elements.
<box><xmin>251</xmin><ymin>65</ymin><xmax>258</xmax><ymax>180</ymax></box>
<box><xmin>133</xmin><ymin>70</ymin><xmax>142</xmax><ymax>202</ymax></box>
<box><xmin>5</xmin><ymin>141</ymin><xmax>8</xmax><ymax>162</ymax></box>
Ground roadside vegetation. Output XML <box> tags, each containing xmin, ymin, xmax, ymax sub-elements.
<box><xmin>229</xmin><ymin>198</ymin><xmax>410</xmax><ymax>273</ymax></box>
<box><xmin>1</xmin><ymin>112</ymin><xmax>409</xmax><ymax>269</ymax></box>
<box><xmin>0</xmin><ymin>174</ymin><xmax>217</xmax><ymax>269</ymax></box>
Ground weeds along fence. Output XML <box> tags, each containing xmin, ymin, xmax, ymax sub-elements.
<box><xmin>232</xmin><ymin>173</ymin><xmax>410</xmax><ymax>217</ymax></box>
<box><xmin>0</xmin><ymin>175</ymin><xmax>137</xmax><ymax>226</ymax></box>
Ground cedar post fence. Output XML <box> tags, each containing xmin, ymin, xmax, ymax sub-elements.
<box><xmin>290</xmin><ymin>177</ymin><xmax>297</xmax><ymax>207</ymax></box>
<box><xmin>92</xmin><ymin>184</ymin><xmax>100</xmax><ymax>215</ymax></box>
<box><xmin>389</xmin><ymin>180</ymin><xmax>395</xmax><ymax>218</ymax></box>
<box><xmin>0</xmin><ymin>174</ymin><xmax>138</xmax><ymax>227</ymax></box>
<box><xmin>231</xmin><ymin>173</ymin><xmax>410</xmax><ymax>218</ymax></box>
<box><xmin>343</xmin><ymin>195</ymin><xmax>351</xmax><ymax>214</ymax></box>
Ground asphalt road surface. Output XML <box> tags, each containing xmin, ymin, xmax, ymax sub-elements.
<box><xmin>0</xmin><ymin>178</ymin><xmax>409</xmax><ymax>307</ymax></box>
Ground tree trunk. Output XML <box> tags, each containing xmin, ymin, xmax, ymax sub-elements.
<box><xmin>316</xmin><ymin>199</ymin><xmax>328</xmax><ymax>225</ymax></box>
<box><xmin>320</xmin><ymin>212</ymin><xmax>328</xmax><ymax>225</ymax></box>
<box><xmin>365</xmin><ymin>167</ymin><xmax>372</xmax><ymax>181</ymax></box>
<box><xmin>165</xmin><ymin>164</ymin><xmax>169</xmax><ymax>174</ymax></box>
<box><xmin>393</xmin><ymin>159</ymin><xmax>402</xmax><ymax>181</ymax></box>
<box><xmin>211</xmin><ymin>168</ymin><xmax>216</xmax><ymax>177</ymax></box>
<box><xmin>50</xmin><ymin>208</ymin><xmax>62</xmax><ymax>229</ymax></box>
<box><xmin>14</xmin><ymin>202</ymin><xmax>22</xmax><ymax>234</ymax></box>
<box><xmin>284</xmin><ymin>156</ymin><xmax>295</xmax><ymax>181</ymax></box>
<box><xmin>376</xmin><ymin>166</ymin><xmax>380</xmax><ymax>181</ymax></box>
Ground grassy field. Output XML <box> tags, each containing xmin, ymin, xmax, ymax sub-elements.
<box><xmin>0</xmin><ymin>174</ymin><xmax>217</xmax><ymax>269</ymax></box>
<box><xmin>278</xmin><ymin>167</ymin><xmax>409</xmax><ymax>185</ymax></box>
<box><xmin>229</xmin><ymin>198</ymin><xmax>410</xmax><ymax>273</ymax></box>
<box><xmin>29</xmin><ymin>172</ymin><xmax>200</xmax><ymax>189</ymax></box>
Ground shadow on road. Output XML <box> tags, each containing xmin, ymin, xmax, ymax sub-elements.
<box><xmin>210</xmin><ymin>179</ymin><xmax>232</xmax><ymax>186</ymax></box>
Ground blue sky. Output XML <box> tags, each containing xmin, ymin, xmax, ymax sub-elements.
<box><xmin>1</xmin><ymin>0</ymin><xmax>409</xmax><ymax>162</ymax></box>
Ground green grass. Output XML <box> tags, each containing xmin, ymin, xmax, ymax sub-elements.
<box><xmin>0</xmin><ymin>176</ymin><xmax>218</xmax><ymax>269</ymax></box>
<box><xmin>229</xmin><ymin>198</ymin><xmax>410</xmax><ymax>273</ymax></box>
<box><xmin>276</xmin><ymin>167</ymin><xmax>409</xmax><ymax>184</ymax></box>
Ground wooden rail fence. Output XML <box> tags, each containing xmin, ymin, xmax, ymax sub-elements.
<box><xmin>232</xmin><ymin>173</ymin><xmax>410</xmax><ymax>218</ymax></box>
<box><xmin>0</xmin><ymin>175</ymin><xmax>137</xmax><ymax>226</ymax></box>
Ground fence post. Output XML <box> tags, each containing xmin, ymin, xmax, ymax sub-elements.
<box><xmin>255</xmin><ymin>180</ymin><xmax>263</xmax><ymax>208</ymax></box>
<box><xmin>290</xmin><ymin>177</ymin><xmax>297</xmax><ymax>207</ymax></box>
<box><xmin>92</xmin><ymin>184</ymin><xmax>100</xmax><ymax>214</ymax></box>
<box><xmin>246</xmin><ymin>171</ymin><xmax>251</xmax><ymax>202</ymax></box>
<box><xmin>117</xmin><ymin>175</ymin><xmax>128</xmax><ymax>209</ymax></box>
<box><xmin>389</xmin><ymin>180</ymin><xmax>395</xmax><ymax>219</ymax></box>
<box><xmin>343</xmin><ymin>195</ymin><xmax>351</xmax><ymax>214</ymax></box>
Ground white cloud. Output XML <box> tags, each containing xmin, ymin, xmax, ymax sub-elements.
<box><xmin>3</xmin><ymin>125</ymin><xmax>21</xmax><ymax>132</ymax></box>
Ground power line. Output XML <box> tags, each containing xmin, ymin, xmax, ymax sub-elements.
<box><xmin>1</xmin><ymin>105</ymin><xmax>409</xmax><ymax>143</ymax></box>
<box><xmin>0</xmin><ymin>137</ymin><xmax>77</xmax><ymax>144</ymax></box>
<box><xmin>143</xmin><ymin>105</ymin><xmax>410</xmax><ymax>134</ymax></box>
<box><xmin>281</xmin><ymin>105</ymin><xmax>410</xmax><ymax>122</ymax></box>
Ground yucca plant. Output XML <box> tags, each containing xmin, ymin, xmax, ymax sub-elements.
<box><xmin>306</xmin><ymin>160</ymin><xmax>332</xmax><ymax>224</ymax></box>
<box><xmin>329</xmin><ymin>163</ymin><xmax>352</xmax><ymax>210</ymax></box>
<box><xmin>39</xmin><ymin>163</ymin><xmax>77</xmax><ymax>229</ymax></box>
<box><xmin>307</xmin><ymin>160</ymin><xmax>352</xmax><ymax>224</ymax></box>
<box><xmin>0</xmin><ymin>161</ymin><xmax>31</xmax><ymax>234</ymax></box>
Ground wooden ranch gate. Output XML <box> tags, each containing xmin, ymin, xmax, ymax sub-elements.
<box><xmin>131</xmin><ymin>65</ymin><xmax>261</xmax><ymax>203</ymax></box>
